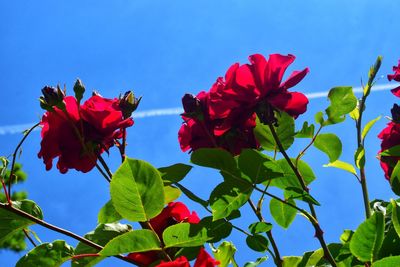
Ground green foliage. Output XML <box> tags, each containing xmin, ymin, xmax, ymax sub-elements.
<box><xmin>97</xmin><ymin>200</ymin><xmax>122</xmax><ymax>224</ymax></box>
<box><xmin>362</xmin><ymin>116</ymin><xmax>381</xmax><ymax>141</ymax></box>
<box><xmin>270</xmin><ymin>159</ymin><xmax>315</xmax><ymax>190</ymax></box>
<box><xmin>350</xmin><ymin>212</ymin><xmax>385</xmax><ymax>263</ymax></box>
<box><xmin>323</xmin><ymin>160</ymin><xmax>357</xmax><ymax>176</ymax></box>
<box><xmin>16</xmin><ymin>240</ymin><xmax>74</xmax><ymax>267</ymax></box>
<box><xmin>213</xmin><ymin>241</ymin><xmax>239</xmax><ymax>267</ymax></box>
<box><xmin>246</xmin><ymin>234</ymin><xmax>269</xmax><ymax>252</ymax></box>
<box><xmin>238</xmin><ymin>149</ymin><xmax>283</xmax><ymax>184</ymax></box>
<box><xmin>200</xmin><ymin>216</ymin><xmax>232</xmax><ymax>243</ymax></box>
<box><xmin>162</xmin><ymin>222</ymin><xmax>209</xmax><ymax>248</ymax></box>
<box><xmin>372</xmin><ymin>256</ymin><xmax>400</xmax><ymax>267</ymax></box>
<box><xmin>73</xmin><ymin>223</ymin><xmax>131</xmax><ymax>267</ymax></box>
<box><xmin>313</xmin><ymin>133</ymin><xmax>342</xmax><ymax>162</ymax></box>
<box><xmin>110</xmin><ymin>158</ymin><xmax>164</xmax><ymax>222</ymax></box>
<box><xmin>269</xmin><ymin>198</ymin><xmax>297</xmax><ymax>229</ymax></box>
<box><xmin>174</xmin><ymin>183</ymin><xmax>208</xmax><ymax>208</ymax></box>
<box><xmin>0</xmin><ymin>200</ymin><xmax>43</xmax><ymax>245</ymax></box>
<box><xmin>100</xmin><ymin>229</ymin><xmax>160</xmax><ymax>256</ymax></box>
<box><xmin>243</xmin><ymin>256</ymin><xmax>268</xmax><ymax>267</ymax></box>
<box><xmin>164</xmin><ymin>185</ymin><xmax>181</xmax><ymax>204</ymax></box>
<box><xmin>158</xmin><ymin>163</ymin><xmax>192</xmax><ymax>185</ymax></box>
<box><xmin>324</xmin><ymin>86</ymin><xmax>358</xmax><ymax>125</ymax></box>
<box><xmin>254</xmin><ymin>112</ymin><xmax>295</xmax><ymax>151</ymax></box>
<box><xmin>191</xmin><ymin>148</ymin><xmax>239</xmax><ymax>174</ymax></box>
<box><xmin>248</xmin><ymin>222</ymin><xmax>272</xmax><ymax>234</ymax></box>
<box><xmin>390</xmin><ymin>162</ymin><xmax>400</xmax><ymax>196</ymax></box>
<box><xmin>295</xmin><ymin>121</ymin><xmax>315</xmax><ymax>138</ymax></box>
<box><xmin>284</xmin><ymin>187</ymin><xmax>320</xmax><ymax>206</ymax></box>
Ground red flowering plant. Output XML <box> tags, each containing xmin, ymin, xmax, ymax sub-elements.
<box><xmin>3</xmin><ymin>55</ymin><xmax>400</xmax><ymax>267</ymax></box>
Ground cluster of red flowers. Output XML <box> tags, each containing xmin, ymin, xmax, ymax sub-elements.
<box><xmin>38</xmin><ymin>86</ymin><xmax>135</xmax><ymax>173</ymax></box>
<box><xmin>127</xmin><ymin>202</ymin><xmax>219</xmax><ymax>267</ymax></box>
<box><xmin>379</xmin><ymin>61</ymin><xmax>400</xmax><ymax>180</ymax></box>
<box><xmin>179</xmin><ymin>53</ymin><xmax>309</xmax><ymax>155</ymax></box>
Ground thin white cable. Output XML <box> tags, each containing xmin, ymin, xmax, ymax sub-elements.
<box><xmin>0</xmin><ymin>83</ymin><xmax>395</xmax><ymax>136</ymax></box>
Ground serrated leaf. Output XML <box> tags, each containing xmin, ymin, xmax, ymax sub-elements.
<box><xmin>246</xmin><ymin>234</ymin><xmax>269</xmax><ymax>252</ymax></box>
<box><xmin>100</xmin><ymin>229</ymin><xmax>160</xmax><ymax>256</ymax></box>
<box><xmin>238</xmin><ymin>149</ymin><xmax>283</xmax><ymax>184</ymax></box>
<box><xmin>72</xmin><ymin>223</ymin><xmax>132</xmax><ymax>267</ymax></box>
<box><xmin>350</xmin><ymin>212</ymin><xmax>384</xmax><ymax>262</ymax></box>
<box><xmin>210</xmin><ymin>181</ymin><xmax>252</xmax><ymax>220</ymax></box>
<box><xmin>16</xmin><ymin>240</ymin><xmax>74</xmax><ymax>267</ymax></box>
<box><xmin>110</xmin><ymin>158</ymin><xmax>164</xmax><ymax>222</ymax></box>
<box><xmin>163</xmin><ymin>223</ymin><xmax>209</xmax><ymax>248</ymax></box>
<box><xmin>98</xmin><ymin>200</ymin><xmax>122</xmax><ymax>224</ymax></box>
<box><xmin>269</xmin><ymin>198</ymin><xmax>297</xmax><ymax>229</ymax></box>
<box><xmin>362</xmin><ymin>116</ymin><xmax>381</xmax><ymax>141</ymax></box>
<box><xmin>213</xmin><ymin>241</ymin><xmax>239</xmax><ymax>267</ymax></box>
<box><xmin>164</xmin><ymin>185</ymin><xmax>181</xmax><ymax>204</ymax></box>
<box><xmin>270</xmin><ymin>159</ymin><xmax>315</xmax><ymax>189</ymax></box>
<box><xmin>254</xmin><ymin>113</ymin><xmax>295</xmax><ymax>151</ymax></box>
<box><xmin>0</xmin><ymin>200</ymin><xmax>43</xmax><ymax>244</ymax></box>
<box><xmin>158</xmin><ymin>163</ymin><xmax>192</xmax><ymax>185</ymax></box>
<box><xmin>314</xmin><ymin>133</ymin><xmax>342</xmax><ymax>162</ymax></box>
<box><xmin>295</xmin><ymin>121</ymin><xmax>315</xmax><ymax>138</ymax></box>
<box><xmin>324</xmin><ymin>160</ymin><xmax>357</xmax><ymax>176</ymax></box>
<box><xmin>248</xmin><ymin>222</ymin><xmax>272</xmax><ymax>234</ymax></box>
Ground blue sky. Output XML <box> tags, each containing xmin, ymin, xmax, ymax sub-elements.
<box><xmin>1</xmin><ymin>1</ymin><xmax>400</xmax><ymax>266</ymax></box>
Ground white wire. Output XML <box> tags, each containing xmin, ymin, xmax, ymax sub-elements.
<box><xmin>0</xmin><ymin>83</ymin><xmax>394</xmax><ymax>136</ymax></box>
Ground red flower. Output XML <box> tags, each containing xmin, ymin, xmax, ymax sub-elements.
<box><xmin>157</xmin><ymin>256</ymin><xmax>190</xmax><ymax>267</ymax></box>
<box><xmin>388</xmin><ymin>60</ymin><xmax>400</xmax><ymax>97</ymax></box>
<box><xmin>378</xmin><ymin>121</ymin><xmax>400</xmax><ymax>180</ymax></box>
<box><xmin>38</xmin><ymin>95</ymin><xmax>133</xmax><ymax>173</ymax></box>
<box><xmin>209</xmin><ymin>54</ymin><xmax>309</xmax><ymax>131</ymax></box>
<box><xmin>178</xmin><ymin>92</ymin><xmax>258</xmax><ymax>155</ymax></box>
<box><xmin>156</xmin><ymin>249</ymin><xmax>219</xmax><ymax>267</ymax></box>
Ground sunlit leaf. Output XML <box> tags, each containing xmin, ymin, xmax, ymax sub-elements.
<box><xmin>314</xmin><ymin>133</ymin><xmax>342</xmax><ymax>162</ymax></box>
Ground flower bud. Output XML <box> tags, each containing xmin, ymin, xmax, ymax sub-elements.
<box><xmin>73</xmin><ymin>79</ymin><xmax>85</xmax><ymax>103</ymax></box>
<box><xmin>39</xmin><ymin>85</ymin><xmax>66</xmax><ymax>111</ymax></box>
<box><xmin>181</xmin><ymin>94</ymin><xmax>204</xmax><ymax>120</ymax></box>
<box><xmin>391</xmin><ymin>104</ymin><xmax>400</xmax><ymax>123</ymax></box>
<box><xmin>119</xmin><ymin>91</ymin><xmax>141</xmax><ymax>118</ymax></box>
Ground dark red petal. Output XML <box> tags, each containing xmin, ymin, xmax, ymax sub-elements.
<box><xmin>281</xmin><ymin>68</ymin><xmax>309</xmax><ymax>90</ymax></box>
<box><xmin>265</xmin><ymin>54</ymin><xmax>296</xmax><ymax>90</ymax></box>
<box><xmin>268</xmin><ymin>92</ymin><xmax>308</xmax><ymax>118</ymax></box>
<box><xmin>156</xmin><ymin>256</ymin><xmax>190</xmax><ymax>267</ymax></box>
<box><xmin>127</xmin><ymin>251</ymin><xmax>159</xmax><ymax>266</ymax></box>
<box><xmin>194</xmin><ymin>247</ymin><xmax>220</xmax><ymax>267</ymax></box>
<box><xmin>178</xmin><ymin>123</ymin><xmax>191</xmax><ymax>152</ymax></box>
<box><xmin>391</xmin><ymin>86</ymin><xmax>400</xmax><ymax>97</ymax></box>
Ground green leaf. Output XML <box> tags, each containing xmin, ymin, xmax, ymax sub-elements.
<box><xmin>244</xmin><ymin>256</ymin><xmax>268</xmax><ymax>267</ymax></box>
<box><xmin>200</xmin><ymin>216</ymin><xmax>232</xmax><ymax>243</ymax></box>
<box><xmin>390</xmin><ymin>162</ymin><xmax>400</xmax><ymax>196</ymax></box>
<box><xmin>315</xmin><ymin>111</ymin><xmax>324</xmax><ymax>125</ymax></box>
<box><xmin>100</xmin><ymin>229</ymin><xmax>160</xmax><ymax>256</ymax></box>
<box><xmin>372</xmin><ymin>256</ymin><xmax>400</xmax><ymax>267</ymax></box>
<box><xmin>174</xmin><ymin>183</ymin><xmax>208</xmax><ymax>208</ymax></box>
<box><xmin>213</xmin><ymin>241</ymin><xmax>239</xmax><ymax>267</ymax></box>
<box><xmin>164</xmin><ymin>185</ymin><xmax>181</xmax><ymax>204</ymax></box>
<box><xmin>73</xmin><ymin>223</ymin><xmax>132</xmax><ymax>267</ymax></box>
<box><xmin>350</xmin><ymin>212</ymin><xmax>385</xmax><ymax>262</ymax></box>
<box><xmin>282</xmin><ymin>256</ymin><xmax>302</xmax><ymax>267</ymax></box>
<box><xmin>378</xmin><ymin>226</ymin><xmax>400</xmax><ymax>259</ymax></box>
<box><xmin>191</xmin><ymin>148</ymin><xmax>238</xmax><ymax>173</ymax></box>
<box><xmin>238</xmin><ymin>149</ymin><xmax>283</xmax><ymax>184</ymax></box>
<box><xmin>325</xmin><ymin>86</ymin><xmax>357</xmax><ymax>124</ymax></box>
<box><xmin>246</xmin><ymin>234</ymin><xmax>269</xmax><ymax>252</ymax></box>
<box><xmin>365</xmin><ymin>56</ymin><xmax>382</xmax><ymax>96</ymax></box>
<box><xmin>98</xmin><ymin>200</ymin><xmax>122</xmax><ymax>224</ymax></box>
<box><xmin>158</xmin><ymin>163</ymin><xmax>192</xmax><ymax>185</ymax></box>
<box><xmin>349</xmin><ymin>105</ymin><xmax>360</xmax><ymax>121</ymax></box>
<box><xmin>354</xmin><ymin>147</ymin><xmax>366</xmax><ymax>170</ymax></box>
<box><xmin>248</xmin><ymin>222</ymin><xmax>272</xmax><ymax>234</ymax></box>
<box><xmin>269</xmin><ymin>198</ymin><xmax>297</xmax><ymax>229</ymax></box>
<box><xmin>323</xmin><ymin>160</ymin><xmax>357</xmax><ymax>176</ymax></box>
<box><xmin>163</xmin><ymin>222</ymin><xmax>209</xmax><ymax>248</ymax></box>
<box><xmin>16</xmin><ymin>240</ymin><xmax>74</xmax><ymax>267</ymax></box>
<box><xmin>380</xmin><ymin>145</ymin><xmax>400</xmax><ymax>157</ymax></box>
<box><xmin>210</xmin><ymin>181</ymin><xmax>252</xmax><ymax>220</ymax></box>
<box><xmin>295</xmin><ymin>121</ymin><xmax>315</xmax><ymax>138</ymax></box>
<box><xmin>284</xmin><ymin>187</ymin><xmax>320</xmax><ymax>206</ymax></box>
<box><xmin>0</xmin><ymin>200</ymin><xmax>43</xmax><ymax>244</ymax></box>
<box><xmin>110</xmin><ymin>158</ymin><xmax>164</xmax><ymax>222</ymax></box>
<box><xmin>254</xmin><ymin>112</ymin><xmax>295</xmax><ymax>151</ymax></box>
<box><xmin>270</xmin><ymin>159</ymin><xmax>315</xmax><ymax>189</ymax></box>
<box><xmin>391</xmin><ymin>199</ymin><xmax>400</xmax><ymax>238</ymax></box>
<box><xmin>362</xmin><ymin>116</ymin><xmax>381</xmax><ymax>141</ymax></box>
<box><xmin>0</xmin><ymin>230</ymin><xmax>26</xmax><ymax>252</ymax></box>
<box><xmin>313</xmin><ymin>133</ymin><xmax>342</xmax><ymax>162</ymax></box>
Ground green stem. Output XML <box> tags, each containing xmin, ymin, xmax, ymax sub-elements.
<box><xmin>295</xmin><ymin>124</ymin><xmax>323</xmax><ymax>167</ymax></box>
<box><xmin>0</xmin><ymin>202</ymin><xmax>138</xmax><ymax>265</ymax></box>
<box><xmin>141</xmin><ymin>221</ymin><xmax>172</xmax><ymax>262</ymax></box>
<box><xmin>23</xmin><ymin>228</ymin><xmax>37</xmax><ymax>247</ymax></box>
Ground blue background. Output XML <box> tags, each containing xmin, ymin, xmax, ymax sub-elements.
<box><xmin>1</xmin><ymin>1</ymin><xmax>399</xmax><ymax>266</ymax></box>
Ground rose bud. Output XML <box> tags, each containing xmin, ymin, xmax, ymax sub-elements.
<box><xmin>39</xmin><ymin>85</ymin><xmax>66</xmax><ymax>111</ymax></box>
<box><xmin>391</xmin><ymin>104</ymin><xmax>400</xmax><ymax>123</ymax></box>
<box><xmin>119</xmin><ymin>91</ymin><xmax>141</xmax><ymax>119</ymax></box>
<box><xmin>181</xmin><ymin>93</ymin><xmax>202</xmax><ymax>118</ymax></box>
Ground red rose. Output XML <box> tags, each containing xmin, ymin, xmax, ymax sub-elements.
<box><xmin>388</xmin><ymin>60</ymin><xmax>400</xmax><ymax>97</ymax></box>
<box><xmin>178</xmin><ymin>91</ymin><xmax>258</xmax><ymax>155</ymax></box>
<box><xmin>378</xmin><ymin>121</ymin><xmax>400</xmax><ymax>180</ymax></box>
<box><xmin>38</xmin><ymin>95</ymin><xmax>133</xmax><ymax>173</ymax></box>
<box><xmin>209</xmin><ymin>54</ymin><xmax>309</xmax><ymax>129</ymax></box>
<box><xmin>157</xmin><ymin>256</ymin><xmax>190</xmax><ymax>267</ymax></box>
<box><xmin>156</xmin><ymin>249</ymin><xmax>219</xmax><ymax>267</ymax></box>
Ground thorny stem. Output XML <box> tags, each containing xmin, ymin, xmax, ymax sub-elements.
<box><xmin>356</xmin><ymin>91</ymin><xmax>372</xmax><ymax>219</ymax></box>
<box><xmin>248</xmin><ymin>200</ymin><xmax>282</xmax><ymax>267</ymax></box>
<box><xmin>0</xmin><ymin>202</ymin><xmax>139</xmax><ymax>266</ymax></box>
<box><xmin>266</xmin><ymin>121</ymin><xmax>337</xmax><ymax>267</ymax></box>
<box><xmin>8</xmin><ymin>122</ymin><xmax>40</xmax><ymax>198</ymax></box>
<box><xmin>23</xmin><ymin>228</ymin><xmax>37</xmax><ymax>247</ymax></box>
